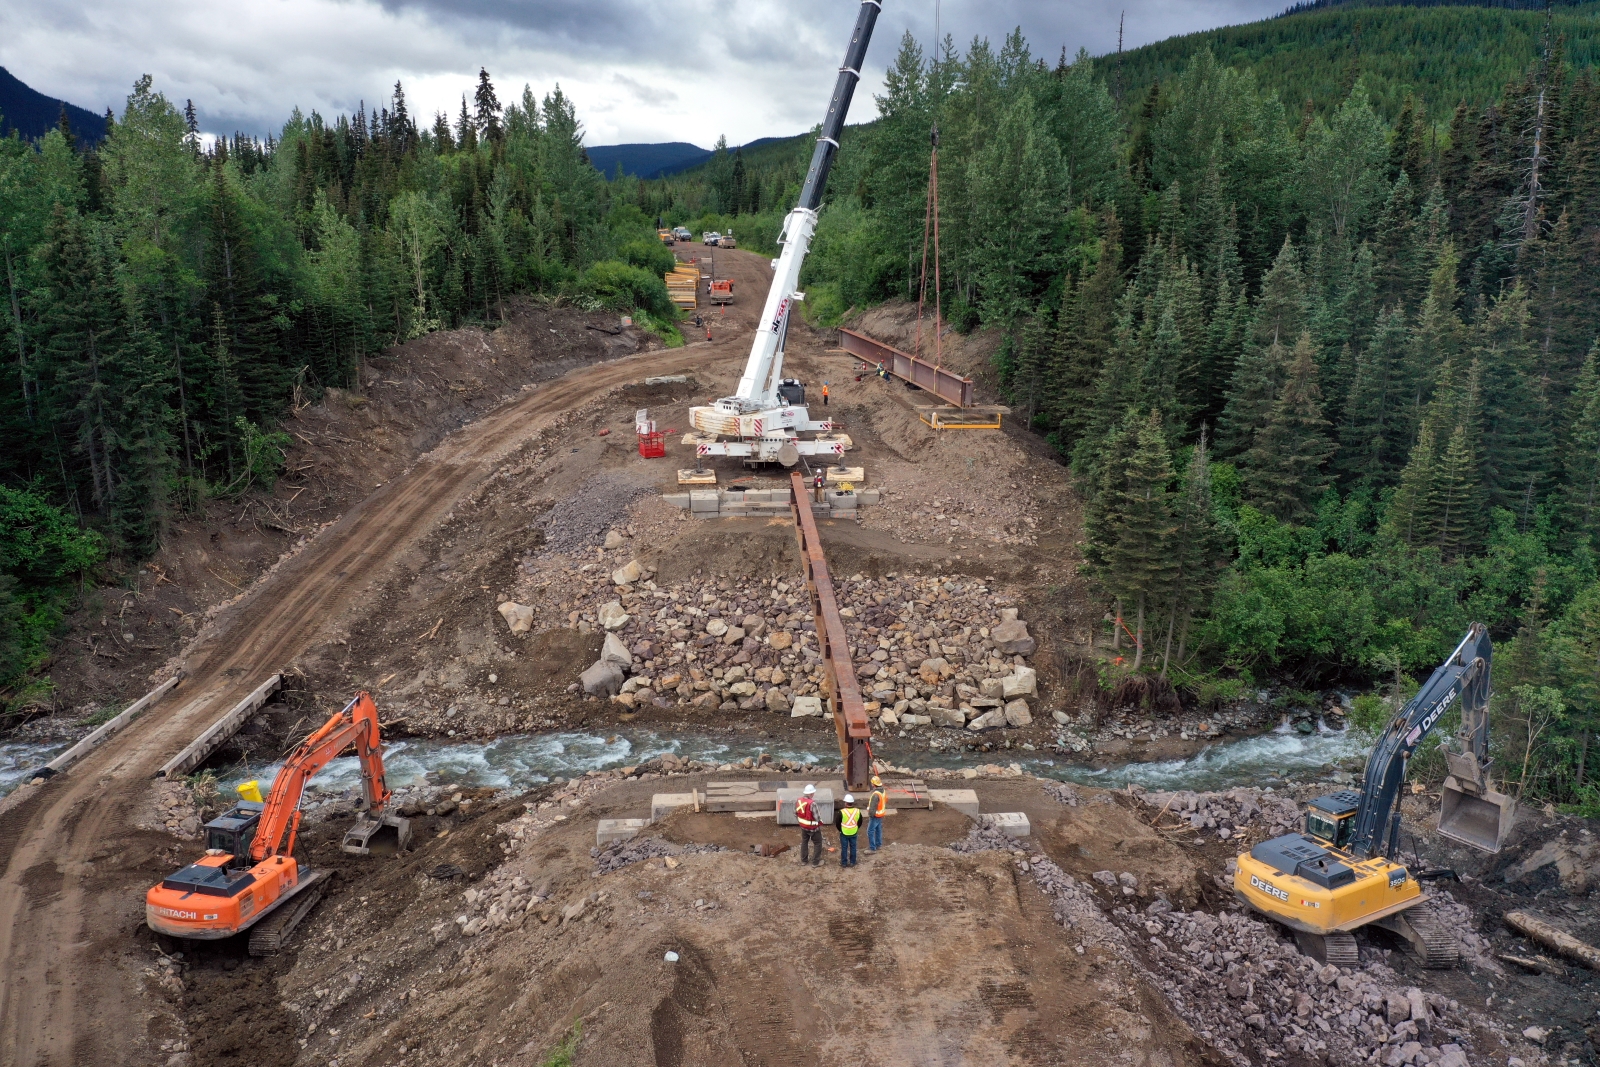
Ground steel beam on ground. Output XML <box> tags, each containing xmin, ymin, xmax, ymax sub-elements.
<box><xmin>838</xmin><ymin>327</ymin><xmax>976</xmax><ymax>408</ymax></box>
<box><xmin>788</xmin><ymin>472</ymin><xmax>873</xmax><ymax>791</ymax></box>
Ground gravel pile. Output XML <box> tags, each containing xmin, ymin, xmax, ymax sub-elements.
<box><xmin>590</xmin><ymin>836</ymin><xmax>722</xmax><ymax>876</ymax></box>
<box><xmin>1118</xmin><ymin>903</ymin><xmax>1489</xmax><ymax>1067</ymax></box>
<box><xmin>1042</xmin><ymin>781</ymin><xmax>1081</xmax><ymax>807</ymax></box>
<box><xmin>1139</xmin><ymin>787</ymin><xmax>1303</xmax><ymax>841</ymax></box>
<box><xmin>948</xmin><ymin>824</ymin><xmax>1019</xmax><ymax>853</ymax></box>
<box><xmin>536</xmin><ymin>473</ymin><xmax>655</xmax><ymax>555</ymax></box>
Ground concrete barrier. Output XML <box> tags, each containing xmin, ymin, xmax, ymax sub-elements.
<box><xmin>597</xmin><ymin>818</ymin><xmax>650</xmax><ymax>845</ymax></box>
<box><xmin>930</xmin><ymin>788</ymin><xmax>980</xmax><ymax>819</ymax></box>
<box><xmin>980</xmin><ymin>812</ymin><xmax>1031</xmax><ymax>838</ymax></box>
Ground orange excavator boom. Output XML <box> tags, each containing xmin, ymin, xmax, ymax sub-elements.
<box><xmin>252</xmin><ymin>691</ymin><xmax>393</xmax><ymax>862</ymax></box>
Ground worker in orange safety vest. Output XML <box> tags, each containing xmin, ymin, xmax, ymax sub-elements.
<box><xmin>866</xmin><ymin>776</ymin><xmax>888</xmax><ymax>852</ymax></box>
<box><xmin>796</xmin><ymin>783</ymin><xmax>823</xmax><ymax>867</ymax></box>
<box><xmin>837</xmin><ymin>794</ymin><xmax>863</xmax><ymax>868</ymax></box>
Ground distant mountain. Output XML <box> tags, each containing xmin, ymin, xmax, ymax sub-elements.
<box><xmin>0</xmin><ymin>67</ymin><xmax>106</xmax><ymax>146</ymax></box>
<box><xmin>587</xmin><ymin>136</ymin><xmax>799</xmax><ymax>180</ymax></box>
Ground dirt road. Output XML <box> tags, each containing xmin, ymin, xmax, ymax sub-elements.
<box><xmin>0</xmin><ymin>316</ymin><xmax>758</xmax><ymax>1065</ymax></box>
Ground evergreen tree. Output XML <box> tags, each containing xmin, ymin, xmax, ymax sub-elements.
<box><xmin>1430</xmin><ymin>421</ymin><xmax>1485</xmax><ymax>558</ymax></box>
<box><xmin>1338</xmin><ymin>304</ymin><xmax>1411</xmax><ymax>486</ymax></box>
<box><xmin>474</xmin><ymin>69</ymin><xmax>503</xmax><ymax>143</ymax></box>
<box><xmin>1239</xmin><ymin>331</ymin><xmax>1333</xmax><ymax>522</ymax></box>
<box><xmin>1562</xmin><ymin>343</ymin><xmax>1600</xmax><ymax>543</ymax></box>
<box><xmin>1159</xmin><ymin>429</ymin><xmax>1228</xmax><ymax>673</ymax></box>
<box><xmin>1217</xmin><ymin>236</ymin><xmax>1307</xmax><ymax>454</ymax></box>
<box><xmin>1474</xmin><ymin>282</ymin><xmax>1553</xmax><ymax>522</ymax></box>
<box><xmin>1097</xmin><ymin>410</ymin><xmax>1179</xmax><ymax>669</ymax></box>
<box><xmin>1388</xmin><ymin>420</ymin><xmax>1440</xmax><ymax>546</ymax></box>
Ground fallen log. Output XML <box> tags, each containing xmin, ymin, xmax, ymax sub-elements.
<box><xmin>1497</xmin><ymin>953</ymin><xmax>1568</xmax><ymax>978</ymax></box>
<box><xmin>1504</xmin><ymin>910</ymin><xmax>1600</xmax><ymax>971</ymax></box>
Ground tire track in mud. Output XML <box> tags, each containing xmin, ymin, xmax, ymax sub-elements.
<box><xmin>0</xmin><ymin>344</ymin><xmax>723</xmax><ymax>1067</ymax></box>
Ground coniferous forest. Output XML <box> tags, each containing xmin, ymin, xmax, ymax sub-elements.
<box><xmin>774</xmin><ymin>24</ymin><xmax>1600</xmax><ymax>806</ymax></box>
<box><xmin>3</xmin><ymin>6</ymin><xmax>1600</xmax><ymax>806</ymax></box>
<box><xmin>0</xmin><ymin>71</ymin><xmax>686</xmax><ymax>698</ymax></box>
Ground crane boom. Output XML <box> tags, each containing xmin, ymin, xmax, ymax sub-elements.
<box><xmin>689</xmin><ymin>1</ymin><xmax>882</xmax><ymax>462</ymax></box>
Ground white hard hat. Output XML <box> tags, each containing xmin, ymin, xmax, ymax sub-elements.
<box><xmin>843</xmin><ymin>794</ymin><xmax>855</xmax><ymax>804</ymax></box>
<box><xmin>803</xmin><ymin>784</ymin><xmax>816</xmax><ymax>795</ymax></box>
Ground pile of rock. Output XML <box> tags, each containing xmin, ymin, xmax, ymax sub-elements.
<box><xmin>590</xmin><ymin>836</ymin><xmax>723</xmax><ymax>876</ymax></box>
<box><xmin>1138</xmin><ymin>787</ymin><xmax>1303</xmax><ymax>842</ymax></box>
<box><xmin>503</xmin><ymin>569</ymin><xmax>1048</xmax><ymax>729</ymax></box>
<box><xmin>1119</xmin><ymin>903</ymin><xmax>1485</xmax><ymax>1067</ymax></box>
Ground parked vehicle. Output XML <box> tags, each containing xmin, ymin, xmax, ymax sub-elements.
<box><xmin>702</xmin><ymin>231</ymin><xmax>721</xmax><ymax>246</ymax></box>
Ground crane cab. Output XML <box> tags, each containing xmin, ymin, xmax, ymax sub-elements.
<box><xmin>1303</xmin><ymin>790</ymin><xmax>1361</xmax><ymax>850</ymax></box>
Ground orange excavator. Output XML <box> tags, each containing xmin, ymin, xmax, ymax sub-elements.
<box><xmin>145</xmin><ymin>691</ymin><xmax>411</xmax><ymax>955</ymax></box>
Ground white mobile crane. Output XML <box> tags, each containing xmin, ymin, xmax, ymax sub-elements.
<box><xmin>688</xmin><ymin>0</ymin><xmax>884</xmax><ymax>465</ymax></box>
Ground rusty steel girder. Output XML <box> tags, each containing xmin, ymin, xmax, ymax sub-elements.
<box><xmin>788</xmin><ymin>472</ymin><xmax>873</xmax><ymax>791</ymax></box>
<box><xmin>838</xmin><ymin>327</ymin><xmax>976</xmax><ymax>408</ymax></box>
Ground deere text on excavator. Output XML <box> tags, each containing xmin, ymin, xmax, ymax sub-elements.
<box><xmin>1233</xmin><ymin>624</ymin><xmax>1515</xmax><ymax>968</ymax></box>
<box><xmin>145</xmin><ymin>691</ymin><xmax>410</xmax><ymax>955</ymax></box>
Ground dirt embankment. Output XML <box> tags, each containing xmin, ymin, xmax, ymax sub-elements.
<box><xmin>34</xmin><ymin>299</ymin><xmax>656</xmax><ymax>722</ymax></box>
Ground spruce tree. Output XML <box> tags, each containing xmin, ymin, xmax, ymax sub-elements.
<box><xmin>1562</xmin><ymin>343</ymin><xmax>1600</xmax><ymax>543</ymax></box>
<box><xmin>1475</xmin><ymin>282</ymin><xmax>1553</xmax><ymax>522</ymax></box>
<box><xmin>1338</xmin><ymin>304</ymin><xmax>1410</xmax><ymax>486</ymax></box>
<box><xmin>1218</xmin><ymin>236</ymin><xmax>1306</xmax><ymax>454</ymax></box>
<box><xmin>1239</xmin><ymin>331</ymin><xmax>1334</xmax><ymax>522</ymax></box>
<box><xmin>475</xmin><ymin>69</ymin><xmax>503</xmax><ymax>143</ymax></box>
<box><xmin>1160</xmin><ymin>429</ymin><xmax>1228</xmax><ymax>673</ymax></box>
<box><xmin>1388</xmin><ymin>421</ymin><xmax>1439</xmax><ymax>546</ymax></box>
<box><xmin>1101</xmin><ymin>410</ymin><xmax>1179</xmax><ymax>669</ymax></box>
<box><xmin>1431</xmin><ymin>421</ymin><xmax>1486</xmax><ymax>558</ymax></box>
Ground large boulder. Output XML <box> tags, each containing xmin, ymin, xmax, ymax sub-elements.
<box><xmin>497</xmin><ymin>602</ymin><xmax>535</xmax><ymax>634</ymax></box>
<box><xmin>992</xmin><ymin>617</ymin><xmax>1036</xmax><ymax>656</ymax></box>
<box><xmin>918</xmin><ymin>657</ymin><xmax>950</xmax><ymax>684</ymax></box>
<box><xmin>722</xmin><ymin>625</ymin><xmax>746</xmax><ymax>646</ymax></box>
<box><xmin>966</xmin><ymin>708</ymin><xmax>1007</xmax><ymax>731</ymax></box>
<box><xmin>706</xmin><ymin>619</ymin><xmax>729</xmax><ymax>638</ymax></box>
<box><xmin>742</xmin><ymin>615</ymin><xmax>767</xmax><ymax>639</ymax></box>
<box><xmin>603</xmin><ymin>530</ymin><xmax>626</xmax><ymax>549</ymax></box>
<box><xmin>768</xmin><ymin>631</ymin><xmax>793</xmax><ymax>651</ymax></box>
<box><xmin>598</xmin><ymin>601</ymin><xmax>630</xmax><ymax>631</ymax></box>
<box><xmin>930</xmin><ymin>706</ymin><xmax>967</xmax><ymax>729</ymax></box>
<box><xmin>978</xmin><ymin>676</ymin><xmax>1006</xmax><ymax>700</ymax></box>
<box><xmin>581</xmin><ymin>660</ymin><xmax>624</xmax><ymax>697</ymax></box>
<box><xmin>1001</xmin><ymin>667</ymin><xmax>1038</xmax><ymax>699</ymax></box>
<box><xmin>790</xmin><ymin>695</ymin><xmax>825</xmax><ymax>718</ymax></box>
<box><xmin>600</xmin><ymin>632</ymin><xmax>632</xmax><ymax>666</ymax></box>
<box><xmin>1003</xmin><ymin>699</ymin><xmax>1033</xmax><ymax>727</ymax></box>
<box><xmin>611</xmin><ymin>559</ymin><xmax>645</xmax><ymax>586</ymax></box>
<box><xmin>764</xmin><ymin>688</ymin><xmax>791</xmax><ymax>714</ymax></box>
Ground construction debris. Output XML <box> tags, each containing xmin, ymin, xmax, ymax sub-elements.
<box><xmin>1504</xmin><ymin>909</ymin><xmax>1600</xmax><ymax>971</ymax></box>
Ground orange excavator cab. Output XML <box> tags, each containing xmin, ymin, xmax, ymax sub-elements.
<box><xmin>145</xmin><ymin>691</ymin><xmax>409</xmax><ymax>954</ymax></box>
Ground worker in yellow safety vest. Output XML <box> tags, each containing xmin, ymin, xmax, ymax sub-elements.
<box><xmin>837</xmin><ymin>794</ymin><xmax>863</xmax><ymax>868</ymax></box>
<box><xmin>867</xmin><ymin>776</ymin><xmax>887</xmax><ymax>852</ymax></box>
<box><xmin>796</xmin><ymin>783</ymin><xmax>823</xmax><ymax>867</ymax></box>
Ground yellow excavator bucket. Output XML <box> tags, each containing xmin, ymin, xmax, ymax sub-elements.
<box><xmin>1438</xmin><ymin>774</ymin><xmax>1515</xmax><ymax>853</ymax></box>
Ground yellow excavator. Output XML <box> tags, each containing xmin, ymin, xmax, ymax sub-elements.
<box><xmin>1234</xmin><ymin>624</ymin><xmax>1515</xmax><ymax>967</ymax></box>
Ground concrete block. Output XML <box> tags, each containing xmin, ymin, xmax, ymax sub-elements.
<box><xmin>827</xmin><ymin>490</ymin><xmax>858</xmax><ymax>511</ymax></box>
<box><xmin>930</xmin><ymin>788</ymin><xmax>980</xmax><ymax>819</ymax></box>
<box><xmin>596</xmin><ymin>818</ymin><xmax>651</xmax><ymax>846</ymax></box>
<box><xmin>980</xmin><ymin>812</ymin><xmax>1031</xmax><ymax>838</ymax></box>
<box><xmin>777</xmin><ymin>788</ymin><xmax>833</xmax><ymax>826</ymax></box>
<box><xmin>651</xmin><ymin>793</ymin><xmax>697</xmax><ymax>822</ymax></box>
<box><xmin>689</xmin><ymin>490</ymin><xmax>720</xmax><ymax>514</ymax></box>
<box><xmin>663</xmin><ymin>493</ymin><xmax>692</xmax><ymax>508</ymax></box>
<box><xmin>858</xmin><ymin>489</ymin><xmax>882</xmax><ymax>505</ymax></box>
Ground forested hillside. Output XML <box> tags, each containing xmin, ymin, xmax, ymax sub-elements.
<box><xmin>776</xmin><ymin>23</ymin><xmax>1597</xmax><ymax>805</ymax></box>
<box><xmin>1114</xmin><ymin>2</ymin><xmax>1600</xmax><ymax>122</ymax></box>
<box><xmin>0</xmin><ymin>71</ymin><xmax>682</xmax><ymax>705</ymax></box>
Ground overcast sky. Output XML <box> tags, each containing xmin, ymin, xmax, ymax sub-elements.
<box><xmin>2</xmin><ymin>0</ymin><xmax>1288</xmax><ymax>149</ymax></box>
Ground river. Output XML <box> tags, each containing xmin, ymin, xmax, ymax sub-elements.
<box><xmin>0</xmin><ymin>720</ymin><xmax>1368</xmax><ymax>803</ymax></box>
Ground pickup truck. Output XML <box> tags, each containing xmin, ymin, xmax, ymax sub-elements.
<box><xmin>672</xmin><ymin>227</ymin><xmax>693</xmax><ymax>242</ymax></box>
<box><xmin>702</xmin><ymin>231</ymin><xmax>721</xmax><ymax>246</ymax></box>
